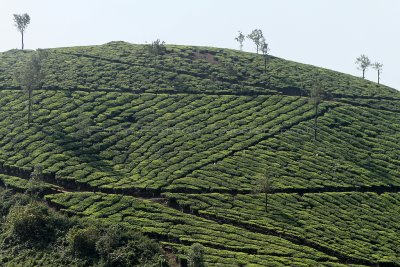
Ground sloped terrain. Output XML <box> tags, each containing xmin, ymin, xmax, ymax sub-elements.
<box><xmin>0</xmin><ymin>41</ymin><xmax>399</xmax><ymax>266</ymax></box>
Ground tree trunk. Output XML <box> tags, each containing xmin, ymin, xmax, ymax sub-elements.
<box><xmin>378</xmin><ymin>71</ymin><xmax>380</xmax><ymax>84</ymax></box>
<box><xmin>28</xmin><ymin>88</ymin><xmax>32</xmax><ymax>126</ymax></box>
<box><xmin>264</xmin><ymin>57</ymin><xmax>267</xmax><ymax>73</ymax></box>
<box><xmin>22</xmin><ymin>31</ymin><xmax>24</xmax><ymax>50</ymax></box>
<box><xmin>362</xmin><ymin>69</ymin><xmax>365</xmax><ymax>79</ymax></box>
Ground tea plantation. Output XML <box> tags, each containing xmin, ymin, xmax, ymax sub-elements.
<box><xmin>0</xmin><ymin>41</ymin><xmax>399</xmax><ymax>266</ymax></box>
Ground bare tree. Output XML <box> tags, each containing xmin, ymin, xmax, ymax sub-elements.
<box><xmin>235</xmin><ymin>31</ymin><xmax>245</xmax><ymax>51</ymax></box>
<box><xmin>372</xmin><ymin>62</ymin><xmax>383</xmax><ymax>84</ymax></box>
<box><xmin>355</xmin><ymin>54</ymin><xmax>371</xmax><ymax>79</ymax></box>
<box><xmin>254</xmin><ymin>174</ymin><xmax>274</xmax><ymax>212</ymax></box>
<box><xmin>260</xmin><ymin>38</ymin><xmax>270</xmax><ymax>73</ymax></box>
<box><xmin>13</xmin><ymin>13</ymin><xmax>30</xmax><ymax>50</ymax></box>
<box><xmin>14</xmin><ymin>50</ymin><xmax>47</xmax><ymax>126</ymax></box>
<box><xmin>247</xmin><ymin>29</ymin><xmax>264</xmax><ymax>54</ymax></box>
<box><xmin>310</xmin><ymin>83</ymin><xmax>323</xmax><ymax>141</ymax></box>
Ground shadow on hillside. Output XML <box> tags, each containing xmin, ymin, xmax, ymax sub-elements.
<box><xmin>269</xmin><ymin>210</ymin><xmax>303</xmax><ymax>228</ymax></box>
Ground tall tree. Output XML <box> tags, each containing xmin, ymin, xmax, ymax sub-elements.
<box><xmin>310</xmin><ymin>83</ymin><xmax>323</xmax><ymax>141</ymax></box>
<box><xmin>75</xmin><ymin>114</ymin><xmax>93</xmax><ymax>153</ymax></box>
<box><xmin>372</xmin><ymin>62</ymin><xmax>383</xmax><ymax>84</ymax></box>
<box><xmin>260</xmin><ymin>38</ymin><xmax>269</xmax><ymax>73</ymax></box>
<box><xmin>355</xmin><ymin>54</ymin><xmax>371</xmax><ymax>79</ymax></box>
<box><xmin>26</xmin><ymin>165</ymin><xmax>45</xmax><ymax>196</ymax></box>
<box><xmin>13</xmin><ymin>13</ymin><xmax>30</xmax><ymax>50</ymax></box>
<box><xmin>235</xmin><ymin>31</ymin><xmax>245</xmax><ymax>51</ymax></box>
<box><xmin>247</xmin><ymin>29</ymin><xmax>264</xmax><ymax>54</ymax></box>
<box><xmin>14</xmin><ymin>50</ymin><xmax>47</xmax><ymax>126</ymax></box>
<box><xmin>31</xmin><ymin>165</ymin><xmax>44</xmax><ymax>181</ymax></box>
<box><xmin>254</xmin><ymin>174</ymin><xmax>274</xmax><ymax>212</ymax></box>
<box><xmin>187</xmin><ymin>243</ymin><xmax>205</xmax><ymax>267</ymax></box>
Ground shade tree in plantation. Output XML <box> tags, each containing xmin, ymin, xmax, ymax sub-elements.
<box><xmin>187</xmin><ymin>243</ymin><xmax>205</xmax><ymax>267</ymax></box>
<box><xmin>372</xmin><ymin>62</ymin><xmax>383</xmax><ymax>84</ymax></box>
<box><xmin>31</xmin><ymin>165</ymin><xmax>43</xmax><ymax>181</ymax></box>
<box><xmin>355</xmin><ymin>54</ymin><xmax>371</xmax><ymax>79</ymax></box>
<box><xmin>26</xmin><ymin>165</ymin><xmax>46</xmax><ymax>196</ymax></box>
<box><xmin>310</xmin><ymin>83</ymin><xmax>323</xmax><ymax>141</ymax></box>
<box><xmin>145</xmin><ymin>39</ymin><xmax>167</xmax><ymax>55</ymax></box>
<box><xmin>144</xmin><ymin>39</ymin><xmax>167</xmax><ymax>68</ymax></box>
<box><xmin>235</xmin><ymin>31</ymin><xmax>246</xmax><ymax>51</ymax></box>
<box><xmin>247</xmin><ymin>29</ymin><xmax>264</xmax><ymax>54</ymax></box>
<box><xmin>13</xmin><ymin>13</ymin><xmax>30</xmax><ymax>50</ymax></box>
<box><xmin>254</xmin><ymin>174</ymin><xmax>274</xmax><ymax>212</ymax></box>
<box><xmin>74</xmin><ymin>114</ymin><xmax>94</xmax><ymax>153</ymax></box>
<box><xmin>260</xmin><ymin>38</ymin><xmax>270</xmax><ymax>73</ymax></box>
<box><xmin>14</xmin><ymin>50</ymin><xmax>47</xmax><ymax>127</ymax></box>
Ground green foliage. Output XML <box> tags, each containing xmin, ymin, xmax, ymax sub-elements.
<box><xmin>247</xmin><ymin>29</ymin><xmax>264</xmax><ymax>54</ymax></box>
<box><xmin>355</xmin><ymin>54</ymin><xmax>371</xmax><ymax>78</ymax></box>
<box><xmin>47</xmin><ymin>192</ymin><xmax>339</xmax><ymax>266</ymax></box>
<box><xmin>167</xmin><ymin>191</ymin><xmax>400</xmax><ymax>263</ymax></box>
<box><xmin>67</xmin><ymin>225</ymin><xmax>99</xmax><ymax>257</ymax></box>
<box><xmin>1</xmin><ymin>42</ymin><xmax>397</xmax><ymax>96</ymax></box>
<box><xmin>66</xmin><ymin>222</ymin><xmax>162</xmax><ymax>266</ymax></box>
<box><xmin>0</xmin><ymin>42</ymin><xmax>399</xmax><ymax>266</ymax></box>
<box><xmin>13</xmin><ymin>13</ymin><xmax>30</xmax><ymax>33</ymax></box>
<box><xmin>187</xmin><ymin>243</ymin><xmax>205</xmax><ymax>267</ymax></box>
<box><xmin>254</xmin><ymin>174</ymin><xmax>274</xmax><ymax>212</ymax></box>
<box><xmin>145</xmin><ymin>39</ymin><xmax>167</xmax><ymax>55</ymax></box>
<box><xmin>0</xmin><ymin>189</ymin><xmax>164</xmax><ymax>266</ymax></box>
<box><xmin>13</xmin><ymin>13</ymin><xmax>30</xmax><ymax>50</ymax></box>
<box><xmin>4</xmin><ymin>201</ymin><xmax>67</xmax><ymax>246</ymax></box>
<box><xmin>97</xmin><ymin>229</ymin><xmax>162</xmax><ymax>267</ymax></box>
<box><xmin>13</xmin><ymin>49</ymin><xmax>47</xmax><ymax>125</ymax></box>
<box><xmin>0</xmin><ymin>188</ymin><xmax>30</xmax><ymax>218</ymax></box>
<box><xmin>234</xmin><ymin>31</ymin><xmax>245</xmax><ymax>51</ymax></box>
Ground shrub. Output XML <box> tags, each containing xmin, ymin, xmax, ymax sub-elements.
<box><xmin>145</xmin><ymin>39</ymin><xmax>167</xmax><ymax>56</ymax></box>
<box><xmin>96</xmin><ymin>224</ymin><xmax>162</xmax><ymax>267</ymax></box>
<box><xmin>5</xmin><ymin>202</ymin><xmax>59</xmax><ymax>246</ymax></box>
<box><xmin>0</xmin><ymin>189</ymin><xmax>29</xmax><ymax>218</ymax></box>
<box><xmin>66</xmin><ymin>225</ymin><xmax>99</xmax><ymax>258</ymax></box>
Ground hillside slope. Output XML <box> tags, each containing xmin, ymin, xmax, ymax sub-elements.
<box><xmin>0</xmin><ymin>42</ymin><xmax>399</xmax><ymax>266</ymax></box>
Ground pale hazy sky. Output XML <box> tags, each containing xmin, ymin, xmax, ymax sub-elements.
<box><xmin>1</xmin><ymin>0</ymin><xmax>399</xmax><ymax>90</ymax></box>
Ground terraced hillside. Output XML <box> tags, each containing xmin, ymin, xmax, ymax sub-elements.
<box><xmin>0</xmin><ymin>41</ymin><xmax>399</xmax><ymax>266</ymax></box>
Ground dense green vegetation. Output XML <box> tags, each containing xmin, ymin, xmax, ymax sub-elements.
<box><xmin>46</xmin><ymin>191</ymin><xmax>344</xmax><ymax>266</ymax></box>
<box><xmin>0</xmin><ymin>188</ymin><xmax>164</xmax><ymax>266</ymax></box>
<box><xmin>164</xmin><ymin>191</ymin><xmax>400</xmax><ymax>263</ymax></box>
<box><xmin>0</xmin><ymin>41</ymin><xmax>399</xmax><ymax>266</ymax></box>
<box><xmin>1</xmin><ymin>41</ymin><xmax>399</xmax><ymax>97</ymax></box>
